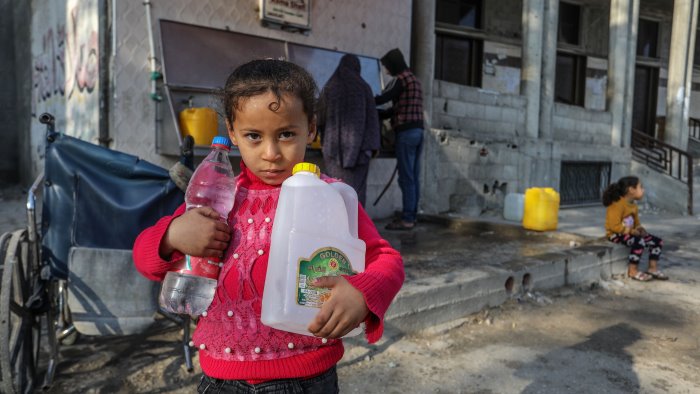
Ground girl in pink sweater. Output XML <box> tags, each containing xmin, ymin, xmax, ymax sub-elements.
<box><xmin>133</xmin><ymin>59</ymin><xmax>404</xmax><ymax>393</ymax></box>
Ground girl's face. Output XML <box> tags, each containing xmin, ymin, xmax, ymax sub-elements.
<box><xmin>228</xmin><ymin>91</ymin><xmax>316</xmax><ymax>185</ymax></box>
<box><xmin>627</xmin><ymin>182</ymin><xmax>644</xmax><ymax>200</ymax></box>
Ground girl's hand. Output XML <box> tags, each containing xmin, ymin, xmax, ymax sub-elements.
<box><xmin>160</xmin><ymin>207</ymin><xmax>231</xmax><ymax>259</ymax></box>
<box><xmin>308</xmin><ymin>276</ymin><xmax>369</xmax><ymax>339</ymax></box>
<box><xmin>636</xmin><ymin>226</ymin><xmax>648</xmax><ymax>237</ymax></box>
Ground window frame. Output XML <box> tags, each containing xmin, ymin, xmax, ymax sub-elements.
<box><xmin>558</xmin><ymin>1</ymin><xmax>583</xmax><ymax>48</ymax></box>
<box><xmin>636</xmin><ymin>17</ymin><xmax>661</xmax><ymax>60</ymax></box>
<box><xmin>434</xmin><ymin>0</ymin><xmax>485</xmax><ymax>88</ymax></box>
<box><xmin>554</xmin><ymin>51</ymin><xmax>587</xmax><ymax>107</ymax></box>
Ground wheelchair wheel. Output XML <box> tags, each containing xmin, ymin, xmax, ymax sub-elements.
<box><xmin>0</xmin><ymin>230</ymin><xmax>42</xmax><ymax>394</ymax></box>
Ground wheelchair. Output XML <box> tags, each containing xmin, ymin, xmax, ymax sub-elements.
<box><xmin>0</xmin><ymin>113</ymin><xmax>196</xmax><ymax>393</ymax></box>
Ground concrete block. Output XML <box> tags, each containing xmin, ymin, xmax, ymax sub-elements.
<box><xmin>501</xmin><ymin>108</ymin><xmax>519</xmax><ymax>123</ymax></box>
<box><xmin>437</xmin><ymin>114</ymin><xmax>458</xmax><ymax>130</ymax></box>
<box><xmin>502</xmin><ymin>165</ymin><xmax>518</xmax><ymax>179</ymax></box>
<box><xmin>441</xmin><ymin>81</ymin><xmax>461</xmax><ymax>99</ymax></box>
<box><xmin>459</xmin><ymin>86</ymin><xmax>479</xmax><ymax>102</ymax></box>
<box><xmin>433</xmin><ymin>98</ymin><xmax>447</xmax><ymax>114</ymax></box>
<box><xmin>446</xmin><ymin>99</ymin><xmax>469</xmax><ymax>117</ymax></box>
<box><xmin>433</xmin><ymin>81</ymin><xmax>441</xmax><ymax>96</ymax></box>
<box><xmin>485</xmin><ymin>105</ymin><xmax>503</xmax><ymax>121</ymax></box>
<box><xmin>479</xmin><ymin>91</ymin><xmax>500</xmax><ymax>106</ymax></box>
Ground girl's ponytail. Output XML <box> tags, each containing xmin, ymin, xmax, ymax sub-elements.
<box><xmin>602</xmin><ymin>176</ymin><xmax>640</xmax><ymax>206</ymax></box>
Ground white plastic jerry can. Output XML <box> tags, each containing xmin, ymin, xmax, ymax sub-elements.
<box><xmin>261</xmin><ymin>163</ymin><xmax>366</xmax><ymax>337</ymax></box>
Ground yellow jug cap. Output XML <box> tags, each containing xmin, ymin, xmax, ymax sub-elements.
<box><xmin>292</xmin><ymin>162</ymin><xmax>320</xmax><ymax>177</ymax></box>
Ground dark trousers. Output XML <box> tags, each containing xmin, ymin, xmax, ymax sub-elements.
<box><xmin>395</xmin><ymin>128</ymin><xmax>423</xmax><ymax>223</ymax></box>
<box><xmin>196</xmin><ymin>367</ymin><xmax>339</xmax><ymax>394</ymax></box>
<box><xmin>609</xmin><ymin>233</ymin><xmax>663</xmax><ymax>264</ymax></box>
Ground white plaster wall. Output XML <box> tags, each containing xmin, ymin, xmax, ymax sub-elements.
<box><xmin>585</xmin><ymin>56</ymin><xmax>608</xmax><ymax>111</ymax></box>
<box><xmin>482</xmin><ymin>41</ymin><xmax>522</xmax><ymax>95</ymax></box>
<box><xmin>111</xmin><ymin>0</ymin><xmax>412</xmax><ymax>167</ymax></box>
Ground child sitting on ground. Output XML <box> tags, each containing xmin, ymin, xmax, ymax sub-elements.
<box><xmin>133</xmin><ymin>59</ymin><xmax>404</xmax><ymax>393</ymax></box>
<box><xmin>602</xmin><ymin>176</ymin><xmax>668</xmax><ymax>282</ymax></box>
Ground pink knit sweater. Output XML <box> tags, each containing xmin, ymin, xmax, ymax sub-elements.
<box><xmin>133</xmin><ymin>164</ymin><xmax>404</xmax><ymax>381</ymax></box>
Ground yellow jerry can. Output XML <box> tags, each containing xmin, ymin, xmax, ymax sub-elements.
<box><xmin>309</xmin><ymin>132</ymin><xmax>322</xmax><ymax>150</ymax></box>
<box><xmin>522</xmin><ymin>187</ymin><xmax>560</xmax><ymax>231</ymax></box>
<box><xmin>179</xmin><ymin>107</ymin><xmax>219</xmax><ymax>146</ymax></box>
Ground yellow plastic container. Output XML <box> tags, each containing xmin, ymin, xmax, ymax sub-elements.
<box><xmin>179</xmin><ymin>107</ymin><xmax>218</xmax><ymax>146</ymax></box>
<box><xmin>522</xmin><ymin>187</ymin><xmax>560</xmax><ymax>231</ymax></box>
<box><xmin>309</xmin><ymin>132</ymin><xmax>322</xmax><ymax>150</ymax></box>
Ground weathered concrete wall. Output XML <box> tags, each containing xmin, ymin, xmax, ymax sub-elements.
<box><xmin>12</xmin><ymin>1</ymin><xmax>32</xmax><ymax>186</ymax></box>
<box><xmin>630</xmin><ymin>160</ymin><xmax>690</xmax><ymax>215</ymax></box>
<box><xmin>432</xmin><ymin>80</ymin><xmax>526</xmax><ymax>136</ymax></box>
<box><xmin>484</xmin><ymin>0</ymin><xmax>523</xmax><ymax>40</ymax></box>
<box><xmin>552</xmin><ymin>103</ymin><xmax>613</xmax><ymax>144</ymax></box>
<box><xmin>421</xmin><ymin>124</ymin><xmax>630</xmax><ymax>216</ymax></box>
<box><xmin>0</xmin><ymin>0</ymin><xmax>19</xmax><ymax>183</ymax></box>
<box><xmin>581</xmin><ymin>1</ymin><xmax>610</xmax><ymax>58</ymax></box>
<box><xmin>483</xmin><ymin>42</ymin><xmax>522</xmax><ymax>95</ymax></box>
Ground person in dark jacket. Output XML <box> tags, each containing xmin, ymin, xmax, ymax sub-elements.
<box><xmin>318</xmin><ymin>54</ymin><xmax>380</xmax><ymax>206</ymax></box>
<box><xmin>375</xmin><ymin>48</ymin><xmax>424</xmax><ymax>230</ymax></box>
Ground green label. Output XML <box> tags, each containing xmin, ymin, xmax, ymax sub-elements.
<box><xmin>297</xmin><ymin>247</ymin><xmax>356</xmax><ymax>308</ymax></box>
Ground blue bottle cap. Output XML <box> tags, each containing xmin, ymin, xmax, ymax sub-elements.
<box><xmin>211</xmin><ymin>136</ymin><xmax>232</xmax><ymax>149</ymax></box>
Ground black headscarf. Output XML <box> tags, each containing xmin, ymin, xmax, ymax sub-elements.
<box><xmin>380</xmin><ymin>48</ymin><xmax>409</xmax><ymax>76</ymax></box>
<box><xmin>318</xmin><ymin>54</ymin><xmax>380</xmax><ymax>169</ymax></box>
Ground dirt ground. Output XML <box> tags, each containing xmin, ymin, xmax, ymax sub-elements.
<box><xmin>37</xmin><ymin>232</ymin><xmax>700</xmax><ymax>394</ymax></box>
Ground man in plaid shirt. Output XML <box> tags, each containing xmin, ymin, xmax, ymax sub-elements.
<box><xmin>375</xmin><ymin>48</ymin><xmax>424</xmax><ymax>231</ymax></box>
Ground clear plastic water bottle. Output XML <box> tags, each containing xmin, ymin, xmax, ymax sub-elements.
<box><xmin>159</xmin><ymin>136</ymin><xmax>236</xmax><ymax>316</ymax></box>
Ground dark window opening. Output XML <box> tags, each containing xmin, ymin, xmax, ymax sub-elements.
<box><xmin>637</xmin><ymin>19</ymin><xmax>659</xmax><ymax>58</ymax></box>
<box><xmin>436</xmin><ymin>0</ymin><xmax>483</xmax><ymax>29</ymax></box>
<box><xmin>559</xmin><ymin>2</ymin><xmax>581</xmax><ymax>46</ymax></box>
<box><xmin>435</xmin><ymin>33</ymin><xmax>483</xmax><ymax>87</ymax></box>
<box><xmin>555</xmin><ymin>52</ymin><xmax>586</xmax><ymax>106</ymax></box>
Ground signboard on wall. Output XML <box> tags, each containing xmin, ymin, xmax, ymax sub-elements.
<box><xmin>260</xmin><ymin>0</ymin><xmax>311</xmax><ymax>31</ymax></box>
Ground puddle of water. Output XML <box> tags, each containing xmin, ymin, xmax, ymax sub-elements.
<box><xmin>378</xmin><ymin>218</ymin><xmax>580</xmax><ymax>281</ymax></box>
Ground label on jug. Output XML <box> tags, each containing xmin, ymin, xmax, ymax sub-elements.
<box><xmin>296</xmin><ymin>247</ymin><xmax>356</xmax><ymax>308</ymax></box>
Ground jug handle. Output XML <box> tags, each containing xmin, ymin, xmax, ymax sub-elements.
<box><xmin>330</xmin><ymin>182</ymin><xmax>359</xmax><ymax>238</ymax></box>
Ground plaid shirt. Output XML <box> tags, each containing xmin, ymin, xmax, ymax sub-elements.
<box><xmin>392</xmin><ymin>70</ymin><xmax>424</xmax><ymax>131</ymax></box>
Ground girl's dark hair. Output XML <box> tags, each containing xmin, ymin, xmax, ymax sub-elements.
<box><xmin>222</xmin><ymin>59</ymin><xmax>317</xmax><ymax>126</ymax></box>
<box><xmin>602</xmin><ymin>176</ymin><xmax>640</xmax><ymax>206</ymax></box>
<box><xmin>380</xmin><ymin>48</ymin><xmax>409</xmax><ymax>76</ymax></box>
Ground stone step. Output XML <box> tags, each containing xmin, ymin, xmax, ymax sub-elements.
<box><xmin>385</xmin><ymin>240</ymin><xmax>628</xmax><ymax>332</ymax></box>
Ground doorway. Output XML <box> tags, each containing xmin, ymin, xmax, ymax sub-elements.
<box><xmin>632</xmin><ymin>65</ymin><xmax>659</xmax><ymax>137</ymax></box>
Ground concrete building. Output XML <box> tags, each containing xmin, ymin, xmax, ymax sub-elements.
<box><xmin>1</xmin><ymin>0</ymin><xmax>699</xmax><ymax>218</ymax></box>
<box><xmin>416</xmin><ymin>0</ymin><xmax>699</xmax><ymax>216</ymax></box>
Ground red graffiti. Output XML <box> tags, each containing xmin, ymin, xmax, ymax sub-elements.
<box><xmin>65</xmin><ymin>6</ymin><xmax>99</xmax><ymax>99</ymax></box>
<box><xmin>32</xmin><ymin>5</ymin><xmax>99</xmax><ymax>115</ymax></box>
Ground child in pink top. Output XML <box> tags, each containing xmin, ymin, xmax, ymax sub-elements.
<box><xmin>133</xmin><ymin>59</ymin><xmax>404</xmax><ymax>393</ymax></box>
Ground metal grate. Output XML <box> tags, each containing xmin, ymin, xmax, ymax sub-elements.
<box><xmin>560</xmin><ymin>161</ymin><xmax>611</xmax><ymax>206</ymax></box>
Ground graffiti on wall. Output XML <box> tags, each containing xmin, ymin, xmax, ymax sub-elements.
<box><xmin>32</xmin><ymin>5</ymin><xmax>99</xmax><ymax>112</ymax></box>
<box><xmin>65</xmin><ymin>5</ymin><xmax>99</xmax><ymax>99</ymax></box>
<box><xmin>32</xmin><ymin>26</ymin><xmax>66</xmax><ymax>107</ymax></box>
<box><xmin>31</xmin><ymin>0</ymin><xmax>100</xmax><ymax>144</ymax></box>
